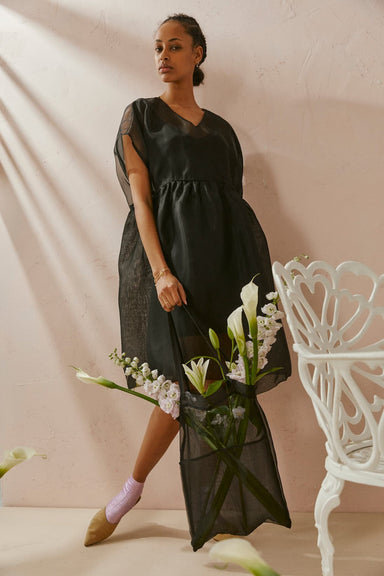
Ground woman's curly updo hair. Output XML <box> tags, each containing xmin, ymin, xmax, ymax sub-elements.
<box><xmin>160</xmin><ymin>13</ymin><xmax>207</xmax><ymax>86</ymax></box>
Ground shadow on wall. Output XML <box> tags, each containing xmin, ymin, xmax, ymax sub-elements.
<box><xmin>0</xmin><ymin>1</ymin><xmax>183</xmax><ymax>506</ymax></box>
<box><xmin>0</xmin><ymin>2</ymin><xmax>156</xmax><ymax>484</ymax></box>
<box><xmin>0</xmin><ymin>0</ymin><xmax>155</xmax><ymax>76</ymax></box>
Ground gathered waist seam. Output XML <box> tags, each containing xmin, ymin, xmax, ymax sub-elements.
<box><xmin>154</xmin><ymin>177</ymin><xmax>228</xmax><ymax>187</ymax></box>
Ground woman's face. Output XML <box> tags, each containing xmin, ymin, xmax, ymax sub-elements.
<box><xmin>154</xmin><ymin>21</ymin><xmax>202</xmax><ymax>85</ymax></box>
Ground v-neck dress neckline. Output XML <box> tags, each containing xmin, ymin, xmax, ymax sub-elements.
<box><xmin>157</xmin><ymin>96</ymin><xmax>206</xmax><ymax>128</ymax></box>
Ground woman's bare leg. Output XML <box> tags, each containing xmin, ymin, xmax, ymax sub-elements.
<box><xmin>132</xmin><ymin>405</ymin><xmax>180</xmax><ymax>482</ymax></box>
<box><xmin>85</xmin><ymin>407</ymin><xmax>179</xmax><ymax>545</ymax></box>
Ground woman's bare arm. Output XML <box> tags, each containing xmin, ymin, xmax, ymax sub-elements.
<box><xmin>122</xmin><ymin>134</ymin><xmax>187</xmax><ymax>311</ymax></box>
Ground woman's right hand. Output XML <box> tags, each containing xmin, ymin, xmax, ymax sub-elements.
<box><xmin>156</xmin><ymin>271</ymin><xmax>187</xmax><ymax>312</ymax></box>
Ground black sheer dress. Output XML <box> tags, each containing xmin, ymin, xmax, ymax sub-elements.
<box><xmin>113</xmin><ymin>97</ymin><xmax>292</xmax><ymax>549</ymax></box>
<box><xmin>114</xmin><ymin>97</ymin><xmax>291</xmax><ymax>392</ymax></box>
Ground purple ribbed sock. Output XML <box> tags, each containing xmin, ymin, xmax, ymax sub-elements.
<box><xmin>105</xmin><ymin>475</ymin><xmax>144</xmax><ymax>524</ymax></box>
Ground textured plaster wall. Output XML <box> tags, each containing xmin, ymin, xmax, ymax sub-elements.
<box><xmin>1</xmin><ymin>0</ymin><xmax>383</xmax><ymax>511</ymax></box>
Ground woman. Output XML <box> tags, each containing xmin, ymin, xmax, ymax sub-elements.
<box><xmin>84</xmin><ymin>13</ymin><xmax>291</xmax><ymax>547</ymax></box>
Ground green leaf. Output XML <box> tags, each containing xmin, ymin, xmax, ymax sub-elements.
<box><xmin>204</xmin><ymin>379</ymin><xmax>225</xmax><ymax>397</ymax></box>
<box><xmin>253</xmin><ymin>366</ymin><xmax>283</xmax><ymax>383</ymax></box>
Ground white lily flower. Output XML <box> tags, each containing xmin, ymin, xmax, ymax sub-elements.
<box><xmin>136</xmin><ymin>374</ymin><xmax>144</xmax><ymax>386</ymax></box>
<box><xmin>227</xmin><ymin>306</ymin><xmax>246</xmax><ymax>355</ymax></box>
<box><xmin>261</xmin><ymin>303</ymin><xmax>277</xmax><ymax>317</ymax></box>
<box><xmin>168</xmin><ymin>383</ymin><xmax>181</xmax><ymax>401</ymax></box>
<box><xmin>170</xmin><ymin>402</ymin><xmax>180</xmax><ymax>420</ymax></box>
<box><xmin>144</xmin><ymin>379</ymin><xmax>154</xmax><ymax>394</ymax></box>
<box><xmin>232</xmin><ymin>406</ymin><xmax>246</xmax><ymax>420</ymax></box>
<box><xmin>162</xmin><ymin>379</ymin><xmax>172</xmax><ymax>392</ymax></box>
<box><xmin>209</xmin><ymin>538</ymin><xmax>280</xmax><ymax>576</ymax></box>
<box><xmin>182</xmin><ymin>357</ymin><xmax>210</xmax><ymax>395</ymax></box>
<box><xmin>141</xmin><ymin>364</ymin><xmax>151</xmax><ymax>377</ymax></box>
<box><xmin>158</xmin><ymin>388</ymin><xmax>169</xmax><ymax>402</ymax></box>
<box><xmin>266</xmin><ymin>291</ymin><xmax>278</xmax><ymax>301</ymax></box>
<box><xmin>0</xmin><ymin>447</ymin><xmax>47</xmax><ymax>478</ymax></box>
<box><xmin>159</xmin><ymin>396</ymin><xmax>174</xmax><ymax>414</ymax></box>
<box><xmin>226</xmin><ymin>356</ymin><xmax>246</xmax><ymax>383</ymax></box>
<box><xmin>272</xmin><ymin>311</ymin><xmax>284</xmax><ymax>321</ymax></box>
<box><xmin>211</xmin><ymin>413</ymin><xmax>228</xmax><ymax>426</ymax></box>
<box><xmin>152</xmin><ymin>380</ymin><xmax>161</xmax><ymax>394</ymax></box>
<box><xmin>241</xmin><ymin>280</ymin><xmax>259</xmax><ymax>338</ymax></box>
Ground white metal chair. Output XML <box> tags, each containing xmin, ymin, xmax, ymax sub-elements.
<box><xmin>272</xmin><ymin>260</ymin><xmax>384</xmax><ymax>576</ymax></box>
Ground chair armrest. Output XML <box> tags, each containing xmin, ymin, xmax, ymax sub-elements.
<box><xmin>293</xmin><ymin>343</ymin><xmax>384</xmax><ymax>363</ymax></box>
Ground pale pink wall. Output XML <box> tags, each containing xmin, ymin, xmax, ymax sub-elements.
<box><xmin>1</xmin><ymin>0</ymin><xmax>383</xmax><ymax>512</ymax></box>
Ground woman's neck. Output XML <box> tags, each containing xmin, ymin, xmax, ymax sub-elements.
<box><xmin>160</xmin><ymin>83</ymin><xmax>199</xmax><ymax>109</ymax></box>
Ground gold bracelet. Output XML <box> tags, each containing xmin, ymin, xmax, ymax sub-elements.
<box><xmin>153</xmin><ymin>267</ymin><xmax>169</xmax><ymax>285</ymax></box>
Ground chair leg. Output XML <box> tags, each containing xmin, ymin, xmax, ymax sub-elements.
<box><xmin>314</xmin><ymin>472</ymin><xmax>344</xmax><ymax>576</ymax></box>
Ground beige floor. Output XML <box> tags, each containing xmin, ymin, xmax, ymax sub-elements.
<box><xmin>0</xmin><ymin>508</ymin><xmax>383</xmax><ymax>576</ymax></box>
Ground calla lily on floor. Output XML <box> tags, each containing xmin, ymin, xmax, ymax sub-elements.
<box><xmin>209</xmin><ymin>538</ymin><xmax>281</xmax><ymax>576</ymax></box>
<box><xmin>0</xmin><ymin>447</ymin><xmax>47</xmax><ymax>478</ymax></box>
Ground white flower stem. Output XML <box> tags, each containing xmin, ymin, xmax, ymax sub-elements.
<box><xmin>242</xmin><ymin>351</ymin><xmax>251</xmax><ymax>385</ymax></box>
<box><xmin>101</xmin><ymin>381</ymin><xmax>159</xmax><ymax>406</ymax></box>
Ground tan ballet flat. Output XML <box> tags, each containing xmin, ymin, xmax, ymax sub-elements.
<box><xmin>84</xmin><ymin>507</ymin><xmax>119</xmax><ymax>547</ymax></box>
<box><xmin>213</xmin><ymin>533</ymin><xmax>237</xmax><ymax>541</ymax></box>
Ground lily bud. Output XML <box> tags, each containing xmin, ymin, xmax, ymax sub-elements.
<box><xmin>209</xmin><ymin>328</ymin><xmax>220</xmax><ymax>351</ymax></box>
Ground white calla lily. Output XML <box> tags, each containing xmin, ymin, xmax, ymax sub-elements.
<box><xmin>209</xmin><ymin>538</ymin><xmax>280</xmax><ymax>576</ymax></box>
<box><xmin>227</xmin><ymin>306</ymin><xmax>246</xmax><ymax>355</ymax></box>
<box><xmin>182</xmin><ymin>357</ymin><xmax>210</xmax><ymax>395</ymax></box>
<box><xmin>0</xmin><ymin>447</ymin><xmax>47</xmax><ymax>478</ymax></box>
<box><xmin>73</xmin><ymin>367</ymin><xmax>116</xmax><ymax>389</ymax></box>
<box><xmin>241</xmin><ymin>280</ymin><xmax>259</xmax><ymax>338</ymax></box>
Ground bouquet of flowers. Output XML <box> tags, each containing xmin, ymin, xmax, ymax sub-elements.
<box><xmin>173</xmin><ymin>279</ymin><xmax>291</xmax><ymax>549</ymax></box>
<box><xmin>73</xmin><ymin>277</ymin><xmax>291</xmax><ymax>550</ymax></box>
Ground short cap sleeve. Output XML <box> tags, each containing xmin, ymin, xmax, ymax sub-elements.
<box><xmin>113</xmin><ymin>100</ymin><xmax>149</xmax><ymax>206</ymax></box>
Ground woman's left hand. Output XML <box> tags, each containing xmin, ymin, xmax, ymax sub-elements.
<box><xmin>156</xmin><ymin>272</ymin><xmax>187</xmax><ymax>312</ymax></box>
